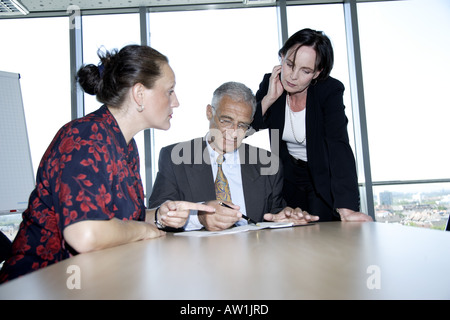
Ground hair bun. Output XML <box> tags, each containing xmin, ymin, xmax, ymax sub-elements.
<box><xmin>76</xmin><ymin>64</ymin><xmax>101</xmax><ymax>95</ymax></box>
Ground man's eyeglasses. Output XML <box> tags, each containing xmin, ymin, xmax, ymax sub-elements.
<box><xmin>216</xmin><ymin>117</ymin><xmax>252</xmax><ymax>132</ymax></box>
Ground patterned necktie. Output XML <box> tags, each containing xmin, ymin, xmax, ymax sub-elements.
<box><xmin>215</xmin><ymin>155</ymin><xmax>232</xmax><ymax>202</ymax></box>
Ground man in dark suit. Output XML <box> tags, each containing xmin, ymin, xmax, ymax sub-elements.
<box><xmin>148</xmin><ymin>82</ymin><xmax>318</xmax><ymax>231</ymax></box>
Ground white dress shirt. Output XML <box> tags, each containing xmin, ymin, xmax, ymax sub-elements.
<box><xmin>183</xmin><ymin>139</ymin><xmax>248</xmax><ymax>231</ymax></box>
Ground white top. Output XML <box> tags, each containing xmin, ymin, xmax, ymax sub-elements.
<box><xmin>282</xmin><ymin>98</ymin><xmax>308</xmax><ymax>161</ymax></box>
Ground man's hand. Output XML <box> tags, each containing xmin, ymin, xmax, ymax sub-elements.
<box><xmin>198</xmin><ymin>200</ymin><xmax>242</xmax><ymax>231</ymax></box>
<box><xmin>264</xmin><ymin>207</ymin><xmax>319</xmax><ymax>224</ymax></box>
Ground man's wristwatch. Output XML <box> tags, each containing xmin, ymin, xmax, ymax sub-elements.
<box><xmin>154</xmin><ymin>206</ymin><xmax>165</xmax><ymax>229</ymax></box>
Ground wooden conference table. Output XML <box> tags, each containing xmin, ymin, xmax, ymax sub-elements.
<box><xmin>0</xmin><ymin>221</ymin><xmax>449</xmax><ymax>300</ymax></box>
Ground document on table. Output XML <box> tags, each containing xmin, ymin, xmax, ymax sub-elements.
<box><xmin>174</xmin><ymin>221</ymin><xmax>311</xmax><ymax>237</ymax></box>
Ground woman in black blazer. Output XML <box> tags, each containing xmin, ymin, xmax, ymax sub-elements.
<box><xmin>252</xmin><ymin>28</ymin><xmax>371</xmax><ymax>222</ymax></box>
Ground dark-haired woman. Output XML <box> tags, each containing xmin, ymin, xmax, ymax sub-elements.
<box><xmin>0</xmin><ymin>45</ymin><xmax>213</xmax><ymax>282</ymax></box>
<box><xmin>252</xmin><ymin>28</ymin><xmax>372</xmax><ymax>222</ymax></box>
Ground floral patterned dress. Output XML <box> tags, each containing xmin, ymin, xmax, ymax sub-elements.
<box><xmin>0</xmin><ymin>105</ymin><xmax>146</xmax><ymax>282</ymax></box>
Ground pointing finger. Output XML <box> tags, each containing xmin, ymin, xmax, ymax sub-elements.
<box><xmin>178</xmin><ymin>201</ymin><xmax>216</xmax><ymax>213</ymax></box>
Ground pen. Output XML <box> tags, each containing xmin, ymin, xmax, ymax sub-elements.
<box><xmin>218</xmin><ymin>201</ymin><xmax>257</xmax><ymax>224</ymax></box>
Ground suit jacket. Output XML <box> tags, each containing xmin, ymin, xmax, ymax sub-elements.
<box><xmin>148</xmin><ymin>137</ymin><xmax>286</xmax><ymax>224</ymax></box>
<box><xmin>252</xmin><ymin>74</ymin><xmax>360</xmax><ymax>212</ymax></box>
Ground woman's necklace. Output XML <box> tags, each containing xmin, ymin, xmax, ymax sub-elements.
<box><xmin>287</xmin><ymin>94</ymin><xmax>306</xmax><ymax>145</ymax></box>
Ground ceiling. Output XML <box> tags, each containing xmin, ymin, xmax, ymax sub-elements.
<box><xmin>19</xmin><ymin>0</ymin><xmax>249</xmax><ymax>13</ymax></box>
<box><xmin>3</xmin><ymin>0</ymin><xmax>351</xmax><ymax>15</ymax></box>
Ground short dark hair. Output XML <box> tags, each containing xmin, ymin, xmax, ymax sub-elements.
<box><xmin>77</xmin><ymin>45</ymin><xmax>168</xmax><ymax>108</ymax></box>
<box><xmin>278</xmin><ymin>28</ymin><xmax>334</xmax><ymax>81</ymax></box>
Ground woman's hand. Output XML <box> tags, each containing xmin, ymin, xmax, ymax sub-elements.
<box><xmin>63</xmin><ymin>218</ymin><xmax>166</xmax><ymax>254</ymax></box>
<box><xmin>261</xmin><ymin>65</ymin><xmax>284</xmax><ymax>115</ymax></box>
<box><xmin>337</xmin><ymin>208</ymin><xmax>373</xmax><ymax>222</ymax></box>
<box><xmin>153</xmin><ymin>200</ymin><xmax>216</xmax><ymax>229</ymax></box>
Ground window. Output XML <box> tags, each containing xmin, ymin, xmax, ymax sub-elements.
<box><xmin>148</xmin><ymin>6</ymin><xmax>280</xmax><ymax>176</ymax></box>
<box><xmin>358</xmin><ymin>0</ymin><xmax>450</xmax><ymax>229</ymax></box>
<box><xmin>286</xmin><ymin>4</ymin><xmax>354</xmax><ymax>151</ymax></box>
<box><xmin>0</xmin><ymin>17</ymin><xmax>70</xmax><ymax>175</ymax></box>
<box><xmin>358</xmin><ymin>0</ymin><xmax>450</xmax><ymax>182</ymax></box>
<box><xmin>0</xmin><ymin>17</ymin><xmax>70</xmax><ymax>240</ymax></box>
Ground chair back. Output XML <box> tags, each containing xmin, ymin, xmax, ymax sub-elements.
<box><xmin>0</xmin><ymin>231</ymin><xmax>12</xmax><ymax>263</ymax></box>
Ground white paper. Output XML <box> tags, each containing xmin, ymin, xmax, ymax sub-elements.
<box><xmin>174</xmin><ymin>221</ymin><xmax>297</xmax><ymax>237</ymax></box>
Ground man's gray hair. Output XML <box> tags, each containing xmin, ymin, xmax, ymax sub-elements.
<box><xmin>211</xmin><ymin>81</ymin><xmax>256</xmax><ymax>117</ymax></box>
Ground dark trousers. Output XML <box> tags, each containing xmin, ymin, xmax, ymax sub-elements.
<box><xmin>282</xmin><ymin>155</ymin><xmax>339</xmax><ymax>222</ymax></box>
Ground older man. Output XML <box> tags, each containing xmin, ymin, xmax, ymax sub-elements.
<box><xmin>149</xmin><ymin>82</ymin><xmax>318</xmax><ymax>231</ymax></box>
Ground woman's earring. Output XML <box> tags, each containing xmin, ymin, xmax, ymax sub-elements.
<box><xmin>137</xmin><ymin>104</ymin><xmax>145</xmax><ymax>112</ymax></box>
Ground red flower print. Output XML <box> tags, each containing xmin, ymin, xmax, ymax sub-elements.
<box><xmin>95</xmin><ymin>184</ymin><xmax>112</xmax><ymax>210</ymax></box>
<box><xmin>36</xmin><ymin>237</ymin><xmax>61</xmax><ymax>261</ymax></box>
<box><xmin>59</xmin><ymin>182</ymin><xmax>73</xmax><ymax>206</ymax></box>
<box><xmin>44</xmin><ymin>216</ymin><xmax>59</xmax><ymax>234</ymax></box>
<box><xmin>75</xmin><ymin>173</ymin><xmax>93</xmax><ymax>187</ymax></box>
<box><xmin>76</xmin><ymin>190</ymin><xmax>98</xmax><ymax>212</ymax></box>
<box><xmin>59</xmin><ymin>136</ymin><xmax>77</xmax><ymax>154</ymax></box>
<box><xmin>63</xmin><ymin>207</ymin><xmax>78</xmax><ymax>226</ymax></box>
<box><xmin>106</xmin><ymin>161</ymin><xmax>118</xmax><ymax>181</ymax></box>
<box><xmin>12</xmin><ymin>230</ymin><xmax>31</xmax><ymax>254</ymax></box>
<box><xmin>80</xmin><ymin>158</ymin><xmax>99</xmax><ymax>173</ymax></box>
<box><xmin>127</xmin><ymin>184</ymin><xmax>137</xmax><ymax>202</ymax></box>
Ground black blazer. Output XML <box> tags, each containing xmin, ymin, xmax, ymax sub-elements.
<box><xmin>148</xmin><ymin>138</ymin><xmax>286</xmax><ymax>224</ymax></box>
<box><xmin>252</xmin><ymin>74</ymin><xmax>360</xmax><ymax>212</ymax></box>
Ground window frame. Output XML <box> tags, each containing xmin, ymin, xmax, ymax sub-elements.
<box><xmin>2</xmin><ymin>0</ymin><xmax>449</xmax><ymax>222</ymax></box>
